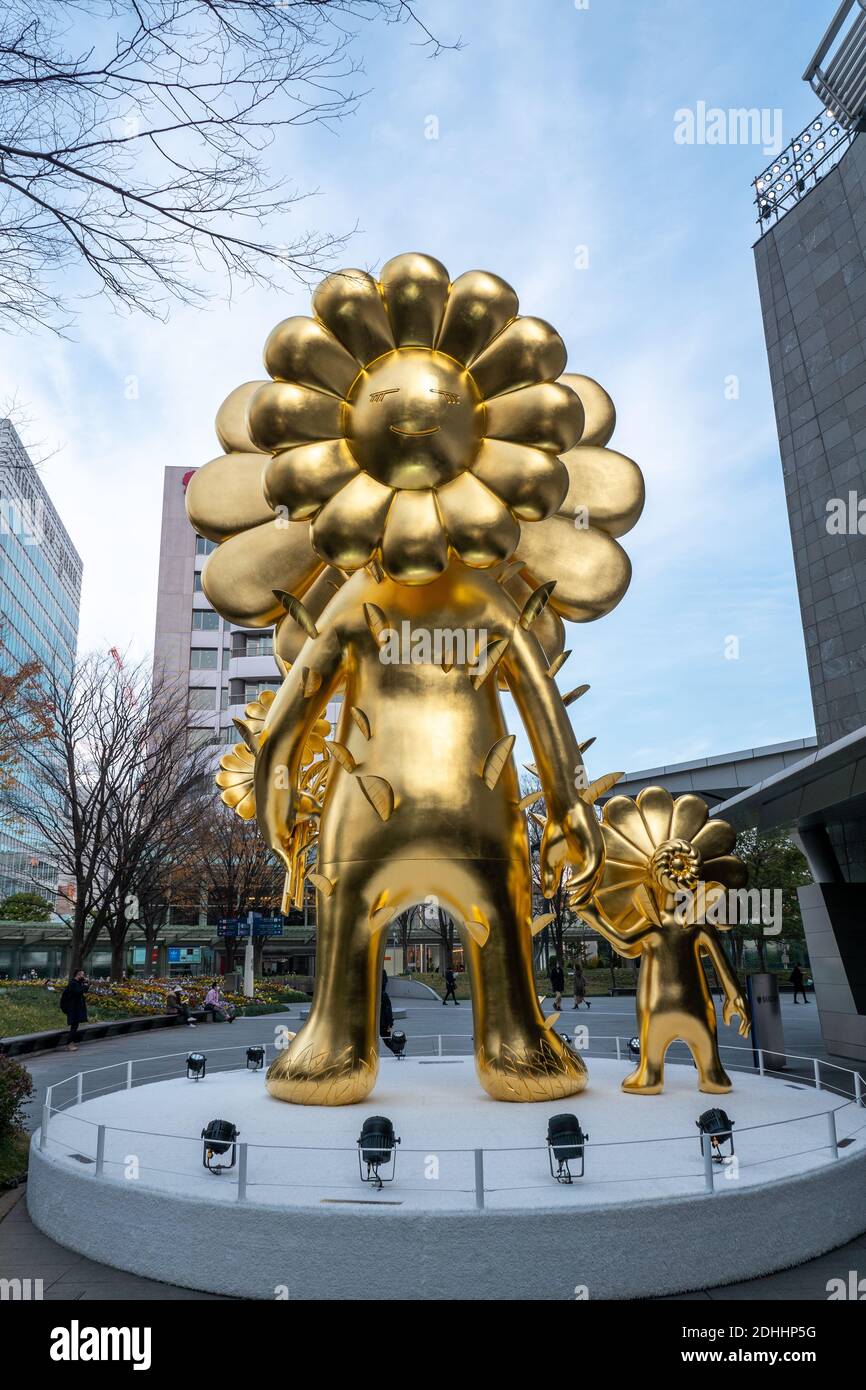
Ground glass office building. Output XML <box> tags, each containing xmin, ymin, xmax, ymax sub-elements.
<box><xmin>0</xmin><ymin>419</ymin><xmax>82</xmax><ymax>903</ymax></box>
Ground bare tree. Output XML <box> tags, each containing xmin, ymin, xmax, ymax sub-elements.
<box><xmin>193</xmin><ymin>800</ymin><xmax>284</xmax><ymax>974</ymax></box>
<box><xmin>522</xmin><ymin>772</ymin><xmax>573</xmax><ymax>974</ymax></box>
<box><xmin>0</xmin><ymin>0</ymin><xmax>456</xmax><ymax>329</ymax></box>
<box><xmin>1</xmin><ymin>653</ymin><xmax>210</xmax><ymax>975</ymax></box>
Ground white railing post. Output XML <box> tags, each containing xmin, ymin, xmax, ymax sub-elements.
<box><xmin>615</xmin><ymin>1037</ymin><xmax>621</xmax><ymax>1062</ymax></box>
<box><xmin>76</xmin><ymin>1072</ymin><xmax>83</xmax><ymax>1105</ymax></box>
<box><xmin>126</xmin><ymin>1060</ymin><xmax>133</xmax><ymax>1090</ymax></box>
<box><xmin>236</xmin><ymin>1142</ymin><xmax>248</xmax><ymax>1201</ymax></box>
<box><xmin>813</xmin><ymin>1058</ymin><xmax>822</xmax><ymax>1091</ymax></box>
<box><xmin>855</xmin><ymin>1072</ymin><xmax>863</xmax><ymax>1107</ymax></box>
<box><xmin>703</xmin><ymin>1136</ymin><xmax>715</xmax><ymax>1194</ymax></box>
<box><xmin>474</xmin><ymin>1149</ymin><xmax>485</xmax><ymax>1210</ymax></box>
<box><xmin>437</xmin><ymin>1034</ymin><xmax>443</xmax><ymax>1057</ymax></box>
<box><xmin>95</xmin><ymin>1125</ymin><xmax>106</xmax><ymax>1176</ymax></box>
<box><xmin>39</xmin><ymin>1086</ymin><xmax>52</xmax><ymax>1151</ymax></box>
<box><xmin>827</xmin><ymin>1109</ymin><xmax>838</xmax><ymax>1160</ymax></box>
<box><xmin>757</xmin><ymin>1048</ymin><xmax>764</xmax><ymax>1077</ymax></box>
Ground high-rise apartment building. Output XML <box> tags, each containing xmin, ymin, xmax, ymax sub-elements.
<box><xmin>0</xmin><ymin>419</ymin><xmax>83</xmax><ymax>902</ymax></box>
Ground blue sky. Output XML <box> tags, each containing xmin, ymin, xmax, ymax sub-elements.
<box><xmin>0</xmin><ymin>0</ymin><xmax>840</xmax><ymax>774</ymax></box>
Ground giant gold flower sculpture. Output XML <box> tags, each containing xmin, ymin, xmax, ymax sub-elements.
<box><xmin>186</xmin><ymin>253</ymin><xmax>645</xmax><ymax>640</ymax></box>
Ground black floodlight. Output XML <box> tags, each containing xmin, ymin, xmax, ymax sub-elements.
<box><xmin>547</xmin><ymin>1112</ymin><xmax>588</xmax><ymax>1183</ymax></box>
<box><xmin>186</xmin><ymin>1051</ymin><xmax>207</xmax><ymax>1080</ymax></box>
<box><xmin>697</xmin><ymin>1108</ymin><xmax>735</xmax><ymax>1163</ymax></box>
<box><xmin>246</xmin><ymin>1046</ymin><xmax>265</xmax><ymax>1071</ymax></box>
<box><xmin>201</xmin><ymin>1119</ymin><xmax>239</xmax><ymax>1173</ymax></box>
<box><xmin>357</xmin><ymin>1115</ymin><xmax>400</xmax><ymax>1190</ymax></box>
<box><xmin>383</xmin><ymin>1030</ymin><xmax>407</xmax><ymax>1059</ymax></box>
<box><xmin>627</xmin><ymin>1036</ymin><xmax>640</xmax><ymax>1058</ymax></box>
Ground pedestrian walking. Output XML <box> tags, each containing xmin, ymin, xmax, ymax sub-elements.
<box><xmin>60</xmin><ymin>969</ymin><xmax>89</xmax><ymax>1051</ymax></box>
<box><xmin>443</xmin><ymin>966</ymin><xmax>460</xmax><ymax>1005</ymax></box>
<box><xmin>549</xmin><ymin>958</ymin><xmax>565</xmax><ymax>1011</ymax></box>
<box><xmin>573</xmin><ymin>965</ymin><xmax>590</xmax><ymax>1009</ymax></box>
<box><xmin>790</xmin><ymin>963</ymin><xmax>809</xmax><ymax>1003</ymax></box>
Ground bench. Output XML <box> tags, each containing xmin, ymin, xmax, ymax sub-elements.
<box><xmin>0</xmin><ymin>1012</ymin><xmax>210</xmax><ymax>1058</ymax></box>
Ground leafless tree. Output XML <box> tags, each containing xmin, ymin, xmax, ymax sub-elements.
<box><xmin>193</xmin><ymin>799</ymin><xmax>284</xmax><ymax>974</ymax></box>
<box><xmin>1</xmin><ymin>653</ymin><xmax>211</xmax><ymax>976</ymax></box>
<box><xmin>522</xmin><ymin>772</ymin><xmax>575</xmax><ymax>977</ymax></box>
<box><xmin>0</xmin><ymin>0</ymin><xmax>456</xmax><ymax>330</ymax></box>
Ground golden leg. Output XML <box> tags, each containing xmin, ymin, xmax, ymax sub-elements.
<box><xmin>460</xmin><ymin>857</ymin><xmax>588</xmax><ymax>1102</ymax></box>
<box><xmin>266</xmin><ymin>860</ymin><xmax>386</xmax><ymax>1106</ymax></box>
<box><xmin>688</xmin><ymin>1023</ymin><xmax>733</xmax><ymax>1094</ymax></box>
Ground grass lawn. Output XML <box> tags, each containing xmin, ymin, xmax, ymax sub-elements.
<box><xmin>0</xmin><ymin>985</ymin><xmax>116</xmax><ymax>1038</ymax></box>
<box><xmin>0</xmin><ymin>1129</ymin><xmax>30</xmax><ymax>1185</ymax></box>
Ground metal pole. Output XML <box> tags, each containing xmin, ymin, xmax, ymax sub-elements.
<box><xmin>855</xmin><ymin>1071</ymin><xmax>863</xmax><ymax>1107</ymax></box>
<box><xmin>703</xmin><ymin>1137</ymin><xmax>715</xmax><ymax>1194</ymax></box>
<box><xmin>615</xmin><ymin>1037</ymin><xmax>621</xmax><ymax>1062</ymax></box>
<box><xmin>95</xmin><ymin>1125</ymin><xmax>106</xmax><ymax>1176</ymax></box>
<box><xmin>474</xmin><ymin>1148</ymin><xmax>485</xmax><ymax>1210</ymax></box>
<box><xmin>126</xmin><ymin>1060</ymin><xmax>133</xmax><ymax>1090</ymax></box>
<box><xmin>827</xmin><ymin>1110</ymin><xmax>838</xmax><ymax>1160</ymax></box>
<box><xmin>437</xmin><ymin>1034</ymin><xmax>442</xmax><ymax>1057</ymax></box>
<box><xmin>76</xmin><ymin>1072</ymin><xmax>83</xmax><ymax>1105</ymax></box>
<box><xmin>237</xmin><ymin>1142</ymin><xmax>248</xmax><ymax>1201</ymax></box>
<box><xmin>39</xmin><ymin>1098</ymin><xmax>50</xmax><ymax>1151</ymax></box>
<box><xmin>757</xmin><ymin>1048</ymin><xmax>764</xmax><ymax>1077</ymax></box>
<box><xmin>813</xmin><ymin>1058</ymin><xmax>822</xmax><ymax>1091</ymax></box>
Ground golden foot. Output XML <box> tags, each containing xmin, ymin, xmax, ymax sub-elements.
<box><xmin>621</xmin><ymin>1076</ymin><xmax>663</xmax><ymax>1095</ymax></box>
<box><xmin>698</xmin><ymin>1074</ymin><xmax>732</xmax><ymax>1094</ymax></box>
<box><xmin>266</xmin><ymin>1031</ymin><xmax>378</xmax><ymax>1106</ymax></box>
<box><xmin>475</xmin><ymin>1029</ymin><xmax>588</xmax><ymax>1102</ymax></box>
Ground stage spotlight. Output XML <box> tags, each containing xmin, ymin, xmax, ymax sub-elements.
<box><xmin>546</xmin><ymin>1113</ymin><xmax>588</xmax><ymax>1183</ymax></box>
<box><xmin>357</xmin><ymin>1115</ymin><xmax>400</xmax><ymax>1190</ymax></box>
<box><xmin>696</xmin><ymin>1108</ymin><xmax>735</xmax><ymax>1163</ymax></box>
<box><xmin>383</xmin><ymin>1030</ymin><xmax>407</xmax><ymax>1059</ymax></box>
<box><xmin>201</xmin><ymin>1119</ymin><xmax>239</xmax><ymax>1173</ymax></box>
<box><xmin>186</xmin><ymin>1052</ymin><xmax>207</xmax><ymax>1080</ymax></box>
<box><xmin>246</xmin><ymin>1046</ymin><xmax>265</xmax><ymax>1071</ymax></box>
<box><xmin>627</xmin><ymin>1036</ymin><xmax>640</xmax><ymax>1058</ymax></box>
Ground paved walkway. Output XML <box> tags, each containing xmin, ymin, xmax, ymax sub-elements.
<box><xmin>2</xmin><ymin>996</ymin><xmax>862</xmax><ymax>1300</ymax></box>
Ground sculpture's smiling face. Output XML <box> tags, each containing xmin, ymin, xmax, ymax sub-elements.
<box><xmin>347</xmin><ymin>349</ymin><xmax>483</xmax><ymax>489</ymax></box>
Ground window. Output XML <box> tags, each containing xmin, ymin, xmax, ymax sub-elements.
<box><xmin>188</xmin><ymin>688</ymin><xmax>215</xmax><ymax>712</ymax></box>
<box><xmin>244</xmin><ymin>634</ymin><xmax>272</xmax><ymax>657</ymax></box>
<box><xmin>192</xmin><ymin>609</ymin><xmax>219</xmax><ymax>630</ymax></box>
<box><xmin>222</xmin><ymin>645</ymin><xmax>230</xmax><ymax>669</ymax></box>
<box><xmin>190</xmin><ymin>648</ymin><xmax>218</xmax><ymax>670</ymax></box>
<box><xmin>195</xmin><ymin>536</ymin><xmax>216</xmax><ymax>556</ymax></box>
<box><xmin>220</xmin><ymin>687</ymin><xmax>229</xmax><ymax>710</ymax></box>
<box><xmin>187</xmin><ymin>727</ymin><xmax>219</xmax><ymax>751</ymax></box>
<box><xmin>193</xmin><ymin>572</ymin><xmax>203</xmax><ymax>592</ymax></box>
<box><xmin>244</xmin><ymin>680</ymin><xmax>281</xmax><ymax>703</ymax></box>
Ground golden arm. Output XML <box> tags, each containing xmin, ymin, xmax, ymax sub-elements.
<box><xmin>698</xmin><ymin>927</ymin><xmax>751</xmax><ymax>1036</ymax></box>
<box><xmin>254</xmin><ymin>619</ymin><xmax>344</xmax><ymax>870</ymax></box>
<box><xmin>500</xmin><ymin>608</ymin><xmax>603</xmax><ymax>899</ymax></box>
<box><xmin>575</xmin><ymin>901</ymin><xmax>656</xmax><ymax>959</ymax></box>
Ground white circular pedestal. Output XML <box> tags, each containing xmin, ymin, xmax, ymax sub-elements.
<box><xmin>28</xmin><ymin>1057</ymin><xmax>866</xmax><ymax>1300</ymax></box>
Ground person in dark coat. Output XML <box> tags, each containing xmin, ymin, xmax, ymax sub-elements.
<box><xmin>549</xmin><ymin>958</ymin><xmax>565</xmax><ymax>1010</ymax></box>
<box><xmin>62</xmin><ymin>969</ymin><xmax>89</xmax><ymax>1051</ymax></box>
<box><xmin>790</xmin><ymin>963</ymin><xmax>809</xmax><ymax>1003</ymax></box>
<box><xmin>443</xmin><ymin>966</ymin><xmax>459</xmax><ymax>1005</ymax></box>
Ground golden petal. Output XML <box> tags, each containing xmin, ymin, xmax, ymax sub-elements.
<box><xmin>202</xmin><ymin>518</ymin><xmax>322</xmax><ymax>627</ymax></box>
<box><xmin>701</xmin><ymin>855</ymin><xmax>748</xmax><ymax>889</ymax></box>
<box><xmin>247</xmin><ymin>382</ymin><xmax>344</xmax><ymax>452</ymax></box>
<box><xmin>559</xmin><ymin>444</ymin><xmax>645</xmax><ymax>538</ymax></box>
<box><xmin>603</xmin><ymin>796</ymin><xmax>657</xmax><ymax>858</ymax></box>
<box><xmin>470</xmin><ymin>317</ymin><xmax>567</xmax><ymax>398</ymax></box>
<box><xmin>273</xmin><ymin>566</ymin><xmax>345</xmax><ymax>668</ymax></box>
<box><xmin>670</xmin><ymin>794</ymin><xmax>709</xmax><ymax>843</ymax></box>
<box><xmin>499</xmin><ymin>570</ymin><xmax>566</xmax><ymax>667</ymax></box>
<box><xmin>263</xmin><ymin>316</ymin><xmax>360</xmax><ymax>397</ymax></box>
<box><xmin>485</xmin><ymin>382</ymin><xmax>583</xmax><ymax>454</ymax></box>
<box><xmin>471</xmin><ymin>439</ymin><xmax>567</xmax><ymax>521</ymax></box>
<box><xmin>186</xmin><ymin>453</ymin><xmax>271</xmax><ymax>542</ymax></box>
<box><xmin>264</xmin><ymin>440</ymin><xmax>360</xmax><ymax>520</ymax></box>
<box><xmin>599</xmin><ymin>857</ymin><xmax>648</xmax><ymax>891</ymax></box>
<box><xmin>311</xmin><ymin>472</ymin><xmax>393</xmax><ymax>570</ymax></box>
<box><xmin>692</xmin><ymin>819</ymin><xmax>737</xmax><ymax>861</ymax></box>
<box><xmin>436</xmin><ymin>270</ymin><xmax>519</xmax><ymax>366</ymax></box>
<box><xmin>515</xmin><ymin>515</ymin><xmax>632</xmax><ymax>621</ymax></box>
<box><xmin>595</xmin><ymin>881</ymin><xmax>645</xmax><ymax>927</ymax></box>
<box><xmin>381</xmin><ymin>489</ymin><xmax>448</xmax><ymax>584</ymax></box>
<box><xmin>312</xmin><ymin>267</ymin><xmax>395</xmax><ymax>366</ymax></box>
<box><xmin>379</xmin><ymin>252</ymin><xmax>450</xmax><ymax>348</ymax></box>
<box><xmin>215</xmin><ymin>381</ymin><xmax>270</xmax><ymax>454</ymax></box>
<box><xmin>436</xmin><ymin>472</ymin><xmax>519</xmax><ymax>568</ymax></box>
<box><xmin>560</xmin><ymin>373</ymin><xmax>616</xmax><ymax>447</ymax></box>
<box><xmin>635</xmin><ymin>786</ymin><xmax>674</xmax><ymax>848</ymax></box>
<box><xmin>600</xmin><ymin>822</ymin><xmax>650</xmax><ymax>866</ymax></box>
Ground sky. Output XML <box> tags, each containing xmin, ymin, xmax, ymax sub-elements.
<box><xmin>0</xmin><ymin>0</ymin><xmax>840</xmax><ymax>776</ymax></box>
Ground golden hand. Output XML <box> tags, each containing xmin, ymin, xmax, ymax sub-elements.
<box><xmin>540</xmin><ymin>800</ymin><xmax>603</xmax><ymax>900</ymax></box>
<box><xmin>723</xmin><ymin>993</ymin><xmax>751</xmax><ymax>1038</ymax></box>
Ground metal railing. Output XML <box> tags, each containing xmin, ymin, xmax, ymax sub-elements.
<box><xmin>34</xmin><ymin>1037</ymin><xmax>866</xmax><ymax>1209</ymax></box>
<box><xmin>753</xmin><ymin>107</ymin><xmax>855</xmax><ymax>225</ymax></box>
